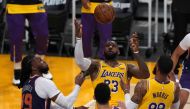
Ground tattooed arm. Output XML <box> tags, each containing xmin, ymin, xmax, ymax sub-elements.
<box><xmin>127</xmin><ymin>33</ymin><xmax>150</xmax><ymax>79</ymax></box>
<box><xmin>171</xmin><ymin>82</ymin><xmax>180</xmax><ymax>109</ymax></box>
<box><xmin>126</xmin><ymin>80</ymin><xmax>147</xmax><ymax>109</ymax></box>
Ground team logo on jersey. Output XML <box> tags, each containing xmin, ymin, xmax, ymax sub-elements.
<box><xmin>101</xmin><ymin>70</ymin><xmax>124</xmax><ymax>78</ymax></box>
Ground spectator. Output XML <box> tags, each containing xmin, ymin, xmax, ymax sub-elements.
<box><xmin>6</xmin><ymin>0</ymin><xmax>52</xmax><ymax>85</ymax></box>
<box><xmin>171</xmin><ymin>0</ymin><xmax>190</xmax><ymax>75</ymax></box>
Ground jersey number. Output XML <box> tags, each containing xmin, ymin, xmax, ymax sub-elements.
<box><xmin>104</xmin><ymin>80</ymin><xmax>119</xmax><ymax>92</ymax></box>
<box><xmin>22</xmin><ymin>93</ymin><xmax>32</xmax><ymax>109</ymax></box>
<box><xmin>148</xmin><ymin>103</ymin><xmax>165</xmax><ymax>109</ymax></box>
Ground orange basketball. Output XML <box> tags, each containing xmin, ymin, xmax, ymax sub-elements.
<box><xmin>94</xmin><ymin>3</ymin><xmax>115</xmax><ymax>24</ymax></box>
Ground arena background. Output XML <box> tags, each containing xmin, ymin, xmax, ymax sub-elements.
<box><xmin>0</xmin><ymin>0</ymin><xmax>190</xmax><ymax>108</ymax></box>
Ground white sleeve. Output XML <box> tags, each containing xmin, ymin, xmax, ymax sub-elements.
<box><xmin>75</xmin><ymin>38</ymin><xmax>92</xmax><ymax>71</ymax></box>
<box><xmin>35</xmin><ymin>77</ymin><xmax>60</xmax><ymax>99</ymax></box>
<box><xmin>124</xmin><ymin>93</ymin><xmax>131</xmax><ymax>106</ymax></box>
<box><xmin>171</xmin><ymin>100</ymin><xmax>180</xmax><ymax>109</ymax></box>
<box><xmin>84</xmin><ymin>100</ymin><xmax>96</xmax><ymax>108</ymax></box>
<box><xmin>54</xmin><ymin>85</ymin><xmax>80</xmax><ymax>109</ymax></box>
<box><xmin>179</xmin><ymin>33</ymin><xmax>190</xmax><ymax>50</ymax></box>
<box><xmin>125</xmin><ymin>99</ymin><xmax>138</xmax><ymax>109</ymax></box>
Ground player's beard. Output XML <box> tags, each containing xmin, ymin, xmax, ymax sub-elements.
<box><xmin>104</xmin><ymin>52</ymin><xmax>117</xmax><ymax>60</ymax></box>
<box><xmin>39</xmin><ymin>66</ymin><xmax>49</xmax><ymax>74</ymax></box>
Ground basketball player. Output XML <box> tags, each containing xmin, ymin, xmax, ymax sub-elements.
<box><xmin>19</xmin><ymin>55</ymin><xmax>85</xmax><ymax>109</ymax></box>
<box><xmin>74</xmin><ymin>20</ymin><xmax>150</xmax><ymax>107</ymax></box>
<box><xmin>171</xmin><ymin>33</ymin><xmax>190</xmax><ymax>109</ymax></box>
<box><xmin>6</xmin><ymin>0</ymin><xmax>52</xmax><ymax>85</ymax></box>
<box><xmin>125</xmin><ymin>55</ymin><xmax>180</xmax><ymax>109</ymax></box>
<box><xmin>75</xmin><ymin>79</ymin><xmax>130</xmax><ymax>109</ymax></box>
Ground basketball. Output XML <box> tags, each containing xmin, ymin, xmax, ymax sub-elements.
<box><xmin>94</xmin><ymin>3</ymin><xmax>115</xmax><ymax>24</ymax></box>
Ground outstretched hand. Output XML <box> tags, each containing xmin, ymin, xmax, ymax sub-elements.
<box><xmin>75</xmin><ymin>19</ymin><xmax>82</xmax><ymax>38</ymax></box>
<box><xmin>129</xmin><ymin>32</ymin><xmax>139</xmax><ymax>53</ymax></box>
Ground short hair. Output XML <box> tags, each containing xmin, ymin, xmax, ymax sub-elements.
<box><xmin>94</xmin><ymin>83</ymin><xmax>111</xmax><ymax>105</ymax></box>
<box><xmin>157</xmin><ymin>55</ymin><xmax>173</xmax><ymax>75</ymax></box>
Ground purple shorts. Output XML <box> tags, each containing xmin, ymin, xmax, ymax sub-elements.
<box><xmin>179</xmin><ymin>58</ymin><xmax>190</xmax><ymax>91</ymax></box>
<box><xmin>6</xmin><ymin>13</ymin><xmax>49</xmax><ymax>62</ymax></box>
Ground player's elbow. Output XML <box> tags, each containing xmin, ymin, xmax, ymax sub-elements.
<box><xmin>142</xmin><ymin>74</ymin><xmax>150</xmax><ymax>79</ymax></box>
<box><xmin>141</xmin><ymin>71</ymin><xmax>150</xmax><ymax>79</ymax></box>
<box><xmin>75</xmin><ymin>58</ymin><xmax>85</xmax><ymax>70</ymax></box>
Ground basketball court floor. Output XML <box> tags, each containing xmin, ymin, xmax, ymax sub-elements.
<box><xmin>0</xmin><ymin>54</ymin><xmax>189</xmax><ymax>109</ymax></box>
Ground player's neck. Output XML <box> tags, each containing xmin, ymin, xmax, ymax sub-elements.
<box><xmin>97</xmin><ymin>103</ymin><xmax>111</xmax><ymax>109</ymax></box>
<box><xmin>104</xmin><ymin>59</ymin><xmax>118</xmax><ymax>67</ymax></box>
<box><xmin>155</xmin><ymin>75</ymin><xmax>170</xmax><ymax>84</ymax></box>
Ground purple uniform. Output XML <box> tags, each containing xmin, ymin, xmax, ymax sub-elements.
<box><xmin>7</xmin><ymin>13</ymin><xmax>49</xmax><ymax>62</ymax></box>
<box><xmin>177</xmin><ymin>33</ymin><xmax>190</xmax><ymax>92</ymax></box>
<box><xmin>6</xmin><ymin>0</ymin><xmax>48</xmax><ymax>62</ymax></box>
<box><xmin>22</xmin><ymin>76</ymin><xmax>51</xmax><ymax>109</ymax></box>
<box><xmin>180</xmin><ymin>57</ymin><xmax>190</xmax><ymax>90</ymax></box>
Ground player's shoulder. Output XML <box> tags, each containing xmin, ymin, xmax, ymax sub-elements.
<box><xmin>35</xmin><ymin>76</ymin><xmax>54</xmax><ymax>85</ymax></box>
<box><xmin>186</xmin><ymin>33</ymin><xmax>190</xmax><ymax>37</ymax></box>
<box><xmin>184</xmin><ymin>33</ymin><xmax>190</xmax><ymax>40</ymax></box>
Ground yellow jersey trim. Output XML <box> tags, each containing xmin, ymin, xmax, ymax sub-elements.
<box><xmin>81</xmin><ymin>2</ymin><xmax>112</xmax><ymax>14</ymax></box>
<box><xmin>7</xmin><ymin>4</ymin><xmax>45</xmax><ymax>14</ymax></box>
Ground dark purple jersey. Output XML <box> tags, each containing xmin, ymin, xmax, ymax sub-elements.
<box><xmin>21</xmin><ymin>76</ymin><xmax>51</xmax><ymax>109</ymax></box>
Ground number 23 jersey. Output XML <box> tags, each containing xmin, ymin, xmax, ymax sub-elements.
<box><xmin>92</xmin><ymin>61</ymin><xmax>128</xmax><ymax>106</ymax></box>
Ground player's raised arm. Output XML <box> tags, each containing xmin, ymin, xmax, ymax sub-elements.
<box><xmin>127</xmin><ymin>33</ymin><xmax>150</xmax><ymax>79</ymax></box>
<box><xmin>74</xmin><ymin>20</ymin><xmax>92</xmax><ymax>71</ymax></box>
<box><xmin>170</xmin><ymin>34</ymin><xmax>190</xmax><ymax>81</ymax></box>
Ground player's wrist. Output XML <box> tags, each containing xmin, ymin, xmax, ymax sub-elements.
<box><xmin>123</xmin><ymin>88</ymin><xmax>130</xmax><ymax>94</ymax></box>
<box><xmin>133</xmin><ymin>51</ymin><xmax>139</xmax><ymax>54</ymax></box>
<box><xmin>76</xmin><ymin>37</ymin><xmax>81</xmax><ymax>40</ymax></box>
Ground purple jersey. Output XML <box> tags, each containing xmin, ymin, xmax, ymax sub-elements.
<box><xmin>21</xmin><ymin>76</ymin><xmax>51</xmax><ymax>109</ymax></box>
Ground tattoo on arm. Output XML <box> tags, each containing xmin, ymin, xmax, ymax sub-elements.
<box><xmin>127</xmin><ymin>64</ymin><xmax>149</xmax><ymax>79</ymax></box>
<box><xmin>131</xmin><ymin>80</ymin><xmax>147</xmax><ymax>104</ymax></box>
<box><xmin>128</xmin><ymin>53</ymin><xmax>150</xmax><ymax>79</ymax></box>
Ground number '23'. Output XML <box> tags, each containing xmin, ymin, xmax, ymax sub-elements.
<box><xmin>104</xmin><ymin>80</ymin><xmax>119</xmax><ymax>92</ymax></box>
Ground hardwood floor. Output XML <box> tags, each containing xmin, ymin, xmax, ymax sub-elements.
<box><xmin>0</xmin><ymin>54</ymin><xmax>189</xmax><ymax>109</ymax></box>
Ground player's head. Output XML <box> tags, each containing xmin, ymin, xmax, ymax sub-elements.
<box><xmin>94</xmin><ymin>83</ymin><xmax>111</xmax><ymax>105</ymax></box>
<box><xmin>104</xmin><ymin>41</ymin><xmax>120</xmax><ymax>60</ymax></box>
<box><xmin>155</xmin><ymin>55</ymin><xmax>173</xmax><ymax>76</ymax></box>
<box><xmin>18</xmin><ymin>55</ymin><xmax>49</xmax><ymax>88</ymax></box>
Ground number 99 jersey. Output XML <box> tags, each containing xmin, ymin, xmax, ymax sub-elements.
<box><xmin>138</xmin><ymin>79</ymin><xmax>175</xmax><ymax>109</ymax></box>
<box><xmin>92</xmin><ymin>61</ymin><xmax>127</xmax><ymax>107</ymax></box>
<box><xmin>21</xmin><ymin>76</ymin><xmax>51</xmax><ymax>109</ymax></box>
